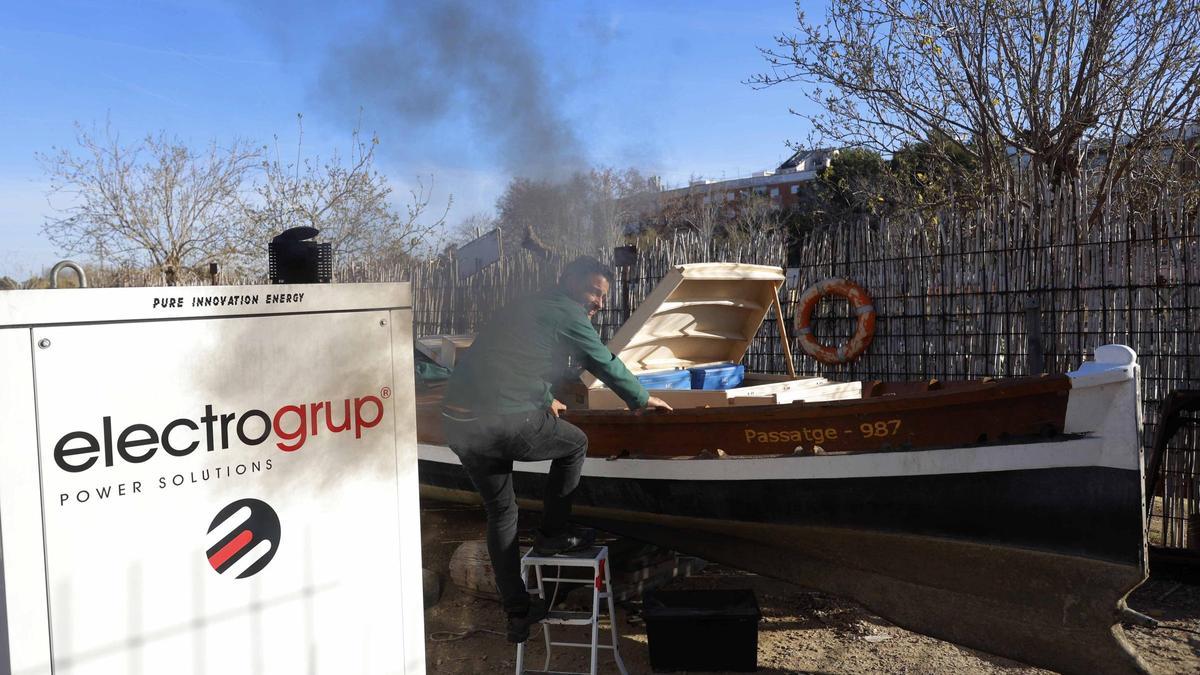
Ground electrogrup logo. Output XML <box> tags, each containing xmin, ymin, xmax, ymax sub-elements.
<box><xmin>52</xmin><ymin>390</ymin><xmax>390</xmax><ymax>473</ymax></box>
<box><xmin>207</xmin><ymin>498</ymin><xmax>281</xmax><ymax>578</ymax></box>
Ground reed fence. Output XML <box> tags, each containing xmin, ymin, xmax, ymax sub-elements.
<box><xmin>86</xmin><ymin>181</ymin><xmax>1200</xmax><ymax>550</ymax></box>
<box><xmin>336</xmin><ymin>191</ymin><xmax>1199</xmax><ymax>549</ymax></box>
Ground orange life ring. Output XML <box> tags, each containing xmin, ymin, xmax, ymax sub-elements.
<box><xmin>795</xmin><ymin>278</ymin><xmax>876</xmax><ymax>365</ymax></box>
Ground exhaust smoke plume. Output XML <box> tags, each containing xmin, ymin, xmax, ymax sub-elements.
<box><xmin>316</xmin><ymin>0</ymin><xmax>588</xmax><ymax>180</ymax></box>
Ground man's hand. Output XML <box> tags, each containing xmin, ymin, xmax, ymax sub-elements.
<box><xmin>550</xmin><ymin>399</ymin><xmax>568</xmax><ymax>417</ymax></box>
<box><xmin>645</xmin><ymin>396</ymin><xmax>673</xmax><ymax>411</ymax></box>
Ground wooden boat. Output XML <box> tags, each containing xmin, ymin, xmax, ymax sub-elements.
<box><xmin>415</xmin><ymin>264</ymin><xmax>1150</xmax><ymax>675</ymax></box>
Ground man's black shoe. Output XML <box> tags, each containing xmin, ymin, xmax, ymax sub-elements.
<box><xmin>506</xmin><ymin>598</ymin><xmax>550</xmax><ymax>643</ymax></box>
<box><xmin>531</xmin><ymin>527</ymin><xmax>596</xmax><ymax>556</ymax></box>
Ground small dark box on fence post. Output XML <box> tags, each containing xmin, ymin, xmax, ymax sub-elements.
<box><xmin>1024</xmin><ymin>295</ymin><xmax>1045</xmax><ymax>374</ymax></box>
<box><xmin>269</xmin><ymin>226</ymin><xmax>331</xmax><ymax>284</ymax></box>
<box><xmin>642</xmin><ymin>588</ymin><xmax>761</xmax><ymax>672</ymax></box>
<box><xmin>613</xmin><ymin>245</ymin><xmax>637</xmax><ymax>268</ymax></box>
<box><xmin>614</xmin><ymin>245</ymin><xmax>637</xmax><ymax>324</ymax></box>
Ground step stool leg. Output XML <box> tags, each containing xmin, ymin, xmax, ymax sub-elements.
<box><xmin>604</xmin><ymin>556</ymin><xmax>628</xmax><ymax>675</ymax></box>
<box><xmin>516</xmin><ymin>561</ymin><xmax>529</xmax><ymax>675</ymax></box>
<box><xmin>589</xmin><ymin>559</ymin><xmax>601</xmax><ymax>675</ymax></box>
<box><xmin>536</xmin><ymin>564</ymin><xmax>553</xmax><ymax>673</ymax></box>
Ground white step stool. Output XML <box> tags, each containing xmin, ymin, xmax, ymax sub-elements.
<box><xmin>515</xmin><ymin>545</ymin><xmax>628</xmax><ymax>675</ymax></box>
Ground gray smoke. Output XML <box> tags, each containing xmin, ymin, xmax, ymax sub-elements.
<box><xmin>315</xmin><ymin>0</ymin><xmax>588</xmax><ymax>180</ymax></box>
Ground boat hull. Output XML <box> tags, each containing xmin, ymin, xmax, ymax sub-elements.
<box><xmin>419</xmin><ymin>444</ymin><xmax>1148</xmax><ymax>674</ymax></box>
<box><xmin>415</xmin><ymin>345</ymin><xmax>1150</xmax><ymax>673</ymax></box>
<box><xmin>419</xmin><ymin>447</ymin><xmax>1143</xmax><ymax>565</ymax></box>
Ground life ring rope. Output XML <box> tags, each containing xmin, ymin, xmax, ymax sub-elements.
<box><xmin>794</xmin><ymin>278</ymin><xmax>876</xmax><ymax>365</ymax></box>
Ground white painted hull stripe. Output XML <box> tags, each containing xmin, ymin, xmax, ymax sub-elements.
<box><xmin>419</xmin><ymin>433</ymin><xmax>1135</xmax><ymax>482</ymax></box>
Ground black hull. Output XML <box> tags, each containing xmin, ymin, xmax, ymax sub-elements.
<box><xmin>420</xmin><ymin>459</ymin><xmax>1143</xmax><ymax>566</ymax></box>
<box><xmin>419</xmin><ymin>454</ymin><xmax>1149</xmax><ymax>674</ymax></box>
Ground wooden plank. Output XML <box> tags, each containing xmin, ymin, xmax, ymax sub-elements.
<box><xmin>792</xmin><ymin>381</ymin><xmax>864</xmax><ymax>402</ymax></box>
<box><xmin>727</xmin><ymin>395</ymin><xmax>777</xmax><ymax>406</ymax></box>
<box><xmin>585</xmin><ymin>387</ymin><xmax>774</xmax><ymax>410</ymax></box>
<box><xmin>438</xmin><ymin>335</ymin><xmax>473</xmax><ymax>368</ymax></box>
<box><xmin>740</xmin><ymin>373</ymin><xmax>804</xmax><ymax>385</ymax></box>
<box><xmin>414</xmin><ymin>336</ymin><xmax>442</xmax><ymax>362</ymax></box>
<box><xmin>772</xmin><ymin>287</ymin><xmax>797</xmax><ymax>378</ymax></box>
<box><xmin>725</xmin><ymin>377</ymin><xmax>830</xmax><ymax>404</ymax></box>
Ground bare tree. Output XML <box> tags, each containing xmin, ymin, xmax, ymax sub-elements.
<box><xmin>241</xmin><ymin>117</ymin><xmax>451</xmax><ymax>264</ymax></box>
<box><xmin>753</xmin><ymin>0</ymin><xmax>1200</xmax><ymax>214</ymax></box>
<box><xmin>495</xmin><ymin>179</ymin><xmax>546</xmax><ymax>252</ymax></box>
<box><xmin>496</xmin><ymin>175</ymin><xmax>587</xmax><ymax>253</ymax></box>
<box><xmin>493</xmin><ymin>167</ymin><xmax>663</xmax><ymax>256</ymax></box>
<box><xmin>449</xmin><ymin>212</ymin><xmax>499</xmax><ymax>247</ymax></box>
<box><xmin>588</xmin><ymin>167</ymin><xmax>661</xmax><ymax>252</ymax></box>
<box><xmin>667</xmin><ymin>183</ymin><xmax>728</xmax><ymax>241</ymax></box>
<box><xmin>730</xmin><ymin>192</ymin><xmax>785</xmax><ymax>241</ymax></box>
<box><xmin>39</xmin><ymin>123</ymin><xmax>260</xmax><ymax>284</ymax></box>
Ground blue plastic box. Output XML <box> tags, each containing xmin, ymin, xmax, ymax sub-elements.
<box><xmin>689</xmin><ymin>363</ymin><xmax>745</xmax><ymax>390</ymax></box>
<box><xmin>636</xmin><ymin>369</ymin><xmax>693</xmax><ymax>390</ymax></box>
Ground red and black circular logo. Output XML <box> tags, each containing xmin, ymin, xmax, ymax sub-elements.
<box><xmin>206</xmin><ymin>498</ymin><xmax>281</xmax><ymax>579</ymax></box>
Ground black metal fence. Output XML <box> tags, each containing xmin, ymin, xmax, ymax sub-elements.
<box><xmin>781</xmin><ymin>205</ymin><xmax>1199</xmax><ymax>549</ymax></box>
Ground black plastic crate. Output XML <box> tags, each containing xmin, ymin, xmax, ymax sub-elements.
<box><xmin>642</xmin><ymin>589</ymin><xmax>761</xmax><ymax>672</ymax></box>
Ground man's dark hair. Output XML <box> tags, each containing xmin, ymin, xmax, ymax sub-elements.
<box><xmin>559</xmin><ymin>256</ymin><xmax>614</xmax><ymax>286</ymax></box>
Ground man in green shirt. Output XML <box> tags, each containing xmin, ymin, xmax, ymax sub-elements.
<box><xmin>442</xmin><ymin>256</ymin><xmax>672</xmax><ymax>643</ymax></box>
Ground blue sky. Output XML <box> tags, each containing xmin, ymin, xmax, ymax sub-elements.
<box><xmin>0</xmin><ymin>0</ymin><xmax>818</xmax><ymax>279</ymax></box>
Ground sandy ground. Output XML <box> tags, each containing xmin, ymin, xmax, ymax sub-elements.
<box><xmin>420</xmin><ymin>499</ymin><xmax>1200</xmax><ymax>674</ymax></box>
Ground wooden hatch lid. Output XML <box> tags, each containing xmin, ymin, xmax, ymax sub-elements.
<box><xmin>584</xmin><ymin>263</ymin><xmax>784</xmax><ymax>389</ymax></box>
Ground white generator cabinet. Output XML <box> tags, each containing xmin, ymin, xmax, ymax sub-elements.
<box><xmin>0</xmin><ymin>283</ymin><xmax>425</xmax><ymax>675</ymax></box>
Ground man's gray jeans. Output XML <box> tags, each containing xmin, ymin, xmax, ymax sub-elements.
<box><xmin>443</xmin><ymin>408</ymin><xmax>588</xmax><ymax>614</ymax></box>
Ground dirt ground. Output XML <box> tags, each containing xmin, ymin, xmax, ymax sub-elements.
<box><xmin>420</xmin><ymin>499</ymin><xmax>1200</xmax><ymax>674</ymax></box>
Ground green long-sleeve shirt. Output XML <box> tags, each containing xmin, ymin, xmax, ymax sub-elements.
<box><xmin>445</xmin><ymin>289</ymin><xmax>649</xmax><ymax>415</ymax></box>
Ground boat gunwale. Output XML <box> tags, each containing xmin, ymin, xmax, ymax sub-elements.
<box><xmin>560</xmin><ymin>373</ymin><xmax>1073</xmax><ymax>425</ymax></box>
